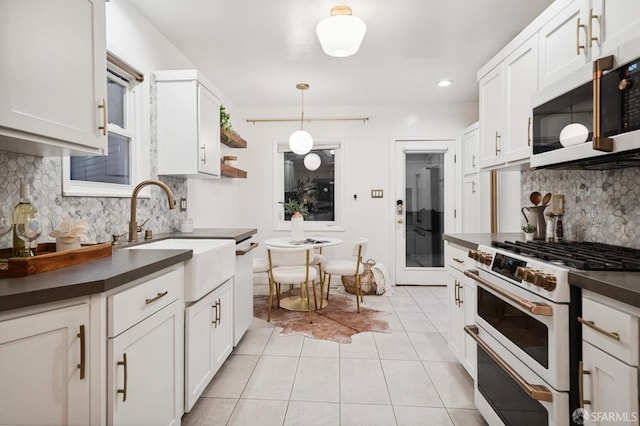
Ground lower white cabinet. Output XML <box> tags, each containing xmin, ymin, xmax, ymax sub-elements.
<box><xmin>185</xmin><ymin>278</ymin><xmax>233</xmax><ymax>412</ymax></box>
<box><xmin>0</xmin><ymin>302</ymin><xmax>91</xmax><ymax>426</ymax></box>
<box><xmin>107</xmin><ymin>266</ymin><xmax>184</xmax><ymax>426</ymax></box>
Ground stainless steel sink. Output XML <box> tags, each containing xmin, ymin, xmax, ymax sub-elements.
<box><xmin>127</xmin><ymin>239</ymin><xmax>235</xmax><ymax>302</ymax></box>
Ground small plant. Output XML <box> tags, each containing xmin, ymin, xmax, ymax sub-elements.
<box><xmin>280</xmin><ymin>199</ymin><xmax>308</xmax><ymax>218</ymax></box>
<box><xmin>521</xmin><ymin>223</ymin><xmax>537</xmax><ymax>233</ymax></box>
<box><xmin>220</xmin><ymin>104</ymin><xmax>232</xmax><ymax>133</ymax></box>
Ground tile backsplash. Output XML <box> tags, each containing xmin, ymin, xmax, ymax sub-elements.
<box><xmin>521</xmin><ymin>168</ymin><xmax>640</xmax><ymax>248</ymax></box>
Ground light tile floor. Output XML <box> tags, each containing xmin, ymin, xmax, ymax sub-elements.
<box><xmin>182</xmin><ymin>285</ymin><xmax>487</xmax><ymax>426</ymax></box>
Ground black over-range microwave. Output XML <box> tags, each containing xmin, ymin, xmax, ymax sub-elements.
<box><xmin>531</xmin><ymin>53</ymin><xmax>640</xmax><ymax>169</ymax></box>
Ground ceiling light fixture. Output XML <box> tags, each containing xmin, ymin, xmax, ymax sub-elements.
<box><xmin>304</xmin><ymin>153</ymin><xmax>321</xmax><ymax>171</ymax></box>
<box><xmin>316</xmin><ymin>6</ymin><xmax>367</xmax><ymax>58</ymax></box>
<box><xmin>289</xmin><ymin>83</ymin><xmax>313</xmax><ymax>155</ymax></box>
<box><xmin>438</xmin><ymin>79</ymin><xmax>453</xmax><ymax>87</ymax></box>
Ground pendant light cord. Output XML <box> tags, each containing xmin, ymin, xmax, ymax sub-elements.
<box><xmin>300</xmin><ymin>89</ymin><xmax>305</xmax><ymax>131</ymax></box>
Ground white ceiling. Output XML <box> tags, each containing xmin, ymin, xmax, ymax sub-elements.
<box><xmin>125</xmin><ymin>0</ymin><xmax>554</xmax><ymax>108</ymax></box>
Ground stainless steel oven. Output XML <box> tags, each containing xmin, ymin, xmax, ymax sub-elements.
<box><xmin>466</xmin><ymin>244</ymin><xmax>580</xmax><ymax>426</ymax></box>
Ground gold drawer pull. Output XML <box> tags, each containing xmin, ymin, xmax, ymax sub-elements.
<box><xmin>576</xmin><ymin>18</ymin><xmax>586</xmax><ymax>55</ymax></box>
<box><xmin>117</xmin><ymin>353</ymin><xmax>128</xmax><ymax>402</ymax></box>
<box><xmin>453</xmin><ymin>257</ymin><xmax>465</xmax><ymax>264</ymax></box>
<box><xmin>77</xmin><ymin>324</ymin><xmax>86</xmax><ymax>380</ymax></box>
<box><xmin>145</xmin><ymin>291</ymin><xmax>169</xmax><ymax>304</ymax></box>
<box><xmin>98</xmin><ymin>98</ymin><xmax>107</xmax><ymax>136</ymax></box>
<box><xmin>212</xmin><ymin>301</ymin><xmax>218</xmax><ymax>327</ymax></box>
<box><xmin>588</xmin><ymin>8</ymin><xmax>599</xmax><ymax>47</ymax></box>
<box><xmin>577</xmin><ymin>317</ymin><xmax>620</xmax><ymax>341</ymax></box>
<box><xmin>465</xmin><ymin>325</ymin><xmax>553</xmax><ymax>402</ymax></box>
<box><xmin>578</xmin><ymin>361</ymin><xmax>592</xmax><ymax>408</ymax></box>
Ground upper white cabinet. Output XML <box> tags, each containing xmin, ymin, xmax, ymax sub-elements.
<box><xmin>0</xmin><ymin>0</ymin><xmax>107</xmax><ymax>157</ymax></box>
<box><xmin>478</xmin><ymin>65</ymin><xmax>504</xmax><ymax>169</ymax></box>
<box><xmin>539</xmin><ymin>0</ymin><xmax>640</xmax><ymax>89</ymax></box>
<box><xmin>462</xmin><ymin>122</ymin><xmax>479</xmax><ymax>176</ymax></box>
<box><xmin>0</xmin><ymin>303</ymin><xmax>91</xmax><ymax>426</ymax></box>
<box><xmin>156</xmin><ymin>70</ymin><xmax>222</xmax><ymax>178</ymax></box>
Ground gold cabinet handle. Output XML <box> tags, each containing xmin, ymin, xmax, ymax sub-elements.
<box><xmin>145</xmin><ymin>291</ymin><xmax>168</xmax><ymax>304</ymax></box>
<box><xmin>454</xmin><ymin>281</ymin><xmax>458</xmax><ymax>306</ymax></box>
<box><xmin>117</xmin><ymin>353</ymin><xmax>128</xmax><ymax>402</ymax></box>
<box><xmin>212</xmin><ymin>301</ymin><xmax>218</xmax><ymax>327</ymax></box>
<box><xmin>98</xmin><ymin>98</ymin><xmax>107</xmax><ymax>136</ymax></box>
<box><xmin>457</xmin><ymin>281</ymin><xmax>463</xmax><ymax>306</ymax></box>
<box><xmin>527</xmin><ymin>116</ymin><xmax>532</xmax><ymax>147</ymax></box>
<box><xmin>465</xmin><ymin>270</ymin><xmax>553</xmax><ymax>316</ymax></box>
<box><xmin>465</xmin><ymin>325</ymin><xmax>553</xmax><ymax>402</ymax></box>
<box><xmin>200</xmin><ymin>145</ymin><xmax>207</xmax><ymax>163</ymax></box>
<box><xmin>578</xmin><ymin>360</ymin><xmax>592</xmax><ymax>408</ymax></box>
<box><xmin>588</xmin><ymin>8</ymin><xmax>599</xmax><ymax>47</ymax></box>
<box><xmin>577</xmin><ymin>317</ymin><xmax>620</xmax><ymax>341</ymax></box>
<box><xmin>236</xmin><ymin>242</ymin><xmax>259</xmax><ymax>256</ymax></box>
<box><xmin>576</xmin><ymin>18</ymin><xmax>586</xmax><ymax>55</ymax></box>
<box><xmin>216</xmin><ymin>299</ymin><xmax>221</xmax><ymax>325</ymax></box>
<box><xmin>453</xmin><ymin>257</ymin><xmax>465</xmax><ymax>264</ymax></box>
<box><xmin>77</xmin><ymin>325</ymin><xmax>86</xmax><ymax>380</ymax></box>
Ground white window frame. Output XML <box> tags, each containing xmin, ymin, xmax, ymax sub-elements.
<box><xmin>62</xmin><ymin>58</ymin><xmax>150</xmax><ymax>198</ymax></box>
<box><xmin>272</xmin><ymin>138</ymin><xmax>344</xmax><ymax>232</ymax></box>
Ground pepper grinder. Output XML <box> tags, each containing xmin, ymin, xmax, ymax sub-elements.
<box><xmin>554</xmin><ymin>214</ymin><xmax>564</xmax><ymax>243</ymax></box>
<box><xmin>545</xmin><ymin>212</ymin><xmax>556</xmax><ymax>242</ymax></box>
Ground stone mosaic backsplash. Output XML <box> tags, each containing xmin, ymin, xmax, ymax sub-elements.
<box><xmin>0</xmin><ymin>150</ymin><xmax>187</xmax><ymax>249</ymax></box>
<box><xmin>521</xmin><ymin>168</ymin><xmax>640</xmax><ymax>248</ymax></box>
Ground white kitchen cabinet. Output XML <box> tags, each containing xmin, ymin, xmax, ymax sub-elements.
<box><xmin>462</xmin><ymin>176</ymin><xmax>480</xmax><ymax>233</ymax></box>
<box><xmin>0</xmin><ymin>0</ymin><xmax>107</xmax><ymax>157</ymax></box>
<box><xmin>184</xmin><ymin>278</ymin><xmax>233</xmax><ymax>412</ymax></box>
<box><xmin>446</xmin><ymin>242</ymin><xmax>476</xmax><ymax>377</ymax></box>
<box><xmin>108</xmin><ymin>266</ymin><xmax>184</xmax><ymax>426</ymax></box>
<box><xmin>462</xmin><ymin>122</ymin><xmax>479</xmax><ymax>176</ymax></box>
<box><xmin>234</xmin><ymin>240</ymin><xmax>256</xmax><ymax>346</ymax></box>
<box><xmin>478</xmin><ymin>64</ymin><xmax>504</xmax><ymax>169</ymax></box>
<box><xmin>579</xmin><ymin>291</ymin><xmax>639</xmax><ymax>424</ymax></box>
<box><xmin>593</xmin><ymin>0</ymin><xmax>640</xmax><ymax>60</ymax></box>
<box><xmin>156</xmin><ymin>70</ymin><xmax>221</xmax><ymax>178</ymax></box>
<box><xmin>0</xmin><ymin>303</ymin><xmax>91</xmax><ymax>426</ymax></box>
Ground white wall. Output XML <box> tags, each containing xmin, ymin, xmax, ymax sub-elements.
<box><xmin>208</xmin><ymin>103</ymin><xmax>478</xmax><ymax>280</ymax></box>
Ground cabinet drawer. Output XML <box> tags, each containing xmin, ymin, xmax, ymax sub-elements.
<box><xmin>109</xmin><ymin>266</ymin><xmax>184</xmax><ymax>337</ymax></box>
<box><xmin>446</xmin><ymin>243</ymin><xmax>471</xmax><ymax>272</ymax></box>
<box><xmin>581</xmin><ymin>295</ymin><xmax>639</xmax><ymax>366</ymax></box>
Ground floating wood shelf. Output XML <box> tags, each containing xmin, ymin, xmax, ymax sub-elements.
<box><xmin>221</xmin><ymin>163</ymin><xmax>247</xmax><ymax>178</ymax></box>
<box><xmin>220</xmin><ymin>129</ymin><xmax>247</xmax><ymax>148</ymax></box>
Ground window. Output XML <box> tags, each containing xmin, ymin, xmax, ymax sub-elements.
<box><xmin>274</xmin><ymin>140</ymin><xmax>343</xmax><ymax>231</ymax></box>
<box><xmin>62</xmin><ymin>57</ymin><xmax>149</xmax><ymax>197</ymax></box>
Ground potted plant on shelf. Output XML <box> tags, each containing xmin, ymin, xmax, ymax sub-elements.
<box><xmin>220</xmin><ymin>104</ymin><xmax>232</xmax><ymax>134</ymax></box>
<box><xmin>280</xmin><ymin>199</ymin><xmax>308</xmax><ymax>243</ymax></box>
<box><xmin>521</xmin><ymin>223</ymin><xmax>537</xmax><ymax>241</ymax></box>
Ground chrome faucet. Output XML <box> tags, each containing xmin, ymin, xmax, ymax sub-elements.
<box><xmin>129</xmin><ymin>180</ymin><xmax>176</xmax><ymax>242</ymax></box>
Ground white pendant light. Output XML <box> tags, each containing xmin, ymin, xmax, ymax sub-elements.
<box><xmin>316</xmin><ymin>6</ymin><xmax>367</xmax><ymax>58</ymax></box>
<box><xmin>304</xmin><ymin>152</ymin><xmax>321</xmax><ymax>171</ymax></box>
<box><xmin>289</xmin><ymin>83</ymin><xmax>313</xmax><ymax>155</ymax></box>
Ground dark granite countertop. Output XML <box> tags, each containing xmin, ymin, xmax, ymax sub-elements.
<box><xmin>569</xmin><ymin>270</ymin><xmax>640</xmax><ymax>309</ymax></box>
<box><xmin>443</xmin><ymin>233</ymin><xmax>524</xmax><ymax>250</ymax></box>
<box><xmin>0</xmin><ymin>228</ymin><xmax>257</xmax><ymax>313</ymax></box>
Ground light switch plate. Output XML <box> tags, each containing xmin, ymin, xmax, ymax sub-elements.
<box><xmin>371</xmin><ymin>189</ymin><xmax>384</xmax><ymax>198</ymax></box>
<box><xmin>180</xmin><ymin>198</ymin><xmax>187</xmax><ymax>212</ymax></box>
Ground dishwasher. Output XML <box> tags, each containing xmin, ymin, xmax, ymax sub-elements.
<box><xmin>234</xmin><ymin>238</ymin><xmax>258</xmax><ymax>346</ymax></box>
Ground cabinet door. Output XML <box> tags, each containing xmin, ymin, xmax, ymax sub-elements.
<box><xmin>447</xmin><ymin>271</ymin><xmax>464</xmax><ymax>363</ymax></box>
<box><xmin>462</xmin><ymin>279</ymin><xmax>476</xmax><ymax>378</ymax></box>
<box><xmin>592</xmin><ymin>0</ymin><xmax>640</xmax><ymax>59</ymax></box>
<box><xmin>0</xmin><ymin>0</ymin><xmax>107</xmax><ymax>155</ymax></box>
<box><xmin>478</xmin><ymin>64</ymin><xmax>504</xmax><ymax>169</ymax></box>
<box><xmin>212</xmin><ymin>280</ymin><xmax>234</xmax><ymax>372</ymax></box>
<box><xmin>0</xmin><ymin>304</ymin><xmax>90</xmax><ymax>426</ymax></box>
<box><xmin>462</xmin><ymin>124</ymin><xmax>479</xmax><ymax>176</ymax></box>
<box><xmin>582</xmin><ymin>342</ymin><xmax>639</xmax><ymax>424</ymax></box>
<box><xmin>462</xmin><ymin>176</ymin><xmax>480</xmax><ymax>233</ymax></box>
<box><xmin>185</xmin><ymin>290</ymin><xmax>216</xmax><ymax>412</ymax></box>
<box><xmin>198</xmin><ymin>84</ymin><xmax>221</xmax><ymax>176</ymax></box>
<box><xmin>504</xmin><ymin>36</ymin><xmax>538</xmax><ymax>163</ymax></box>
<box><xmin>109</xmin><ymin>301</ymin><xmax>182</xmax><ymax>426</ymax></box>
<box><xmin>539</xmin><ymin>0</ymin><xmax>590</xmax><ymax>89</ymax></box>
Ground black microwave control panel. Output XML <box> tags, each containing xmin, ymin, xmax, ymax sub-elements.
<box><xmin>622</xmin><ymin>59</ymin><xmax>640</xmax><ymax>132</ymax></box>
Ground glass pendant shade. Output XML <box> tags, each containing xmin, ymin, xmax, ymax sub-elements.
<box><xmin>316</xmin><ymin>7</ymin><xmax>366</xmax><ymax>58</ymax></box>
<box><xmin>289</xmin><ymin>130</ymin><xmax>313</xmax><ymax>155</ymax></box>
<box><xmin>303</xmin><ymin>152</ymin><xmax>321</xmax><ymax>170</ymax></box>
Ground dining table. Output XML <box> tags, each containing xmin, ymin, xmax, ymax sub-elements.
<box><xmin>263</xmin><ymin>235</ymin><xmax>342</xmax><ymax>311</ymax></box>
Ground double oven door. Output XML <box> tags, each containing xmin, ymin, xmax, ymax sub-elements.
<box><xmin>465</xmin><ymin>268</ymin><xmax>572</xmax><ymax>426</ymax></box>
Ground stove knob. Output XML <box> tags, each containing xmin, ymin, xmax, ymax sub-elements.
<box><xmin>524</xmin><ymin>269</ymin><xmax>538</xmax><ymax>284</ymax></box>
<box><xmin>544</xmin><ymin>274</ymin><xmax>557</xmax><ymax>291</ymax></box>
<box><xmin>515</xmin><ymin>266</ymin><xmax>528</xmax><ymax>280</ymax></box>
<box><xmin>533</xmin><ymin>273</ymin><xmax>557</xmax><ymax>291</ymax></box>
<box><xmin>479</xmin><ymin>252</ymin><xmax>493</xmax><ymax>266</ymax></box>
<box><xmin>619</xmin><ymin>78</ymin><xmax>632</xmax><ymax>91</ymax></box>
<box><xmin>468</xmin><ymin>249</ymin><xmax>479</xmax><ymax>261</ymax></box>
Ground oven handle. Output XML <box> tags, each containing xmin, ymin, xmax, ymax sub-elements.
<box><xmin>464</xmin><ymin>270</ymin><xmax>553</xmax><ymax>316</ymax></box>
<box><xmin>465</xmin><ymin>325</ymin><xmax>554</xmax><ymax>403</ymax></box>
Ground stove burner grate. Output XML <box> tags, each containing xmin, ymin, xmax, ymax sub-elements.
<box><xmin>491</xmin><ymin>240</ymin><xmax>640</xmax><ymax>271</ymax></box>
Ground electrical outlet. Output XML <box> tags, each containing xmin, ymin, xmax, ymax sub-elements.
<box><xmin>371</xmin><ymin>189</ymin><xmax>384</xmax><ymax>198</ymax></box>
<box><xmin>180</xmin><ymin>198</ymin><xmax>187</xmax><ymax>212</ymax></box>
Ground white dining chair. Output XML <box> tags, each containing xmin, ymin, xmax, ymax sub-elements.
<box><xmin>322</xmin><ymin>238</ymin><xmax>368</xmax><ymax>313</ymax></box>
<box><xmin>267</xmin><ymin>247</ymin><xmax>318</xmax><ymax>323</ymax></box>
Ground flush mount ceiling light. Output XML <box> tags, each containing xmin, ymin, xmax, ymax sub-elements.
<box><xmin>316</xmin><ymin>6</ymin><xmax>367</xmax><ymax>58</ymax></box>
<box><xmin>289</xmin><ymin>83</ymin><xmax>313</xmax><ymax>155</ymax></box>
<box><xmin>437</xmin><ymin>79</ymin><xmax>453</xmax><ymax>87</ymax></box>
<box><xmin>304</xmin><ymin>152</ymin><xmax>321</xmax><ymax>171</ymax></box>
